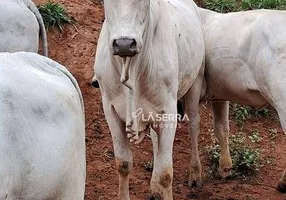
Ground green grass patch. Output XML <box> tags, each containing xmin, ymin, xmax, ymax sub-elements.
<box><xmin>206</xmin><ymin>133</ymin><xmax>260</xmax><ymax>179</ymax></box>
<box><xmin>240</xmin><ymin>0</ymin><xmax>283</xmax><ymax>10</ymax></box>
<box><xmin>204</xmin><ymin>0</ymin><xmax>237</xmax><ymax>12</ymax></box>
<box><xmin>231</xmin><ymin>104</ymin><xmax>270</xmax><ymax>128</ymax></box>
<box><xmin>38</xmin><ymin>1</ymin><xmax>73</xmax><ymax>31</ymax></box>
<box><xmin>203</xmin><ymin>0</ymin><xmax>286</xmax><ymax>12</ymax></box>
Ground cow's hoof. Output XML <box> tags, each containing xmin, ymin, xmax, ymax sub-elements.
<box><xmin>188</xmin><ymin>179</ymin><xmax>202</xmax><ymax>189</ymax></box>
<box><xmin>218</xmin><ymin>167</ymin><xmax>232</xmax><ymax>179</ymax></box>
<box><xmin>146</xmin><ymin>194</ymin><xmax>161</xmax><ymax>200</ymax></box>
<box><xmin>277</xmin><ymin>183</ymin><xmax>286</xmax><ymax>193</ymax></box>
<box><xmin>218</xmin><ymin>156</ymin><xmax>232</xmax><ymax>179</ymax></box>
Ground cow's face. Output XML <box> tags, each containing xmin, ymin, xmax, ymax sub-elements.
<box><xmin>104</xmin><ymin>0</ymin><xmax>150</xmax><ymax>58</ymax></box>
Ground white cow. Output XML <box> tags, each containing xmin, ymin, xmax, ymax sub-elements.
<box><xmin>93</xmin><ymin>0</ymin><xmax>205</xmax><ymax>199</ymax></box>
<box><xmin>199</xmin><ymin>8</ymin><xmax>286</xmax><ymax>192</ymax></box>
<box><xmin>0</xmin><ymin>52</ymin><xmax>86</xmax><ymax>199</ymax></box>
<box><xmin>0</xmin><ymin>0</ymin><xmax>48</xmax><ymax>56</ymax></box>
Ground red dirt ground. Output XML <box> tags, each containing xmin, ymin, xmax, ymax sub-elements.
<box><xmin>34</xmin><ymin>0</ymin><xmax>286</xmax><ymax>199</ymax></box>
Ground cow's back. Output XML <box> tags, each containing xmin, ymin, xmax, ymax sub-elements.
<box><xmin>0</xmin><ymin>1</ymin><xmax>39</xmax><ymax>53</ymax></box>
<box><xmin>0</xmin><ymin>52</ymin><xmax>85</xmax><ymax>200</ymax></box>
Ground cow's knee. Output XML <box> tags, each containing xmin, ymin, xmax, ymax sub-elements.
<box><xmin>115</xmin><ymin>159</ymin><xmax>132</xmax><ymax>177</ymax></box>
<box><xmin>159</xmin><ymin>171</ymin><xmax>172</xmax><ymax>188</ymax></box>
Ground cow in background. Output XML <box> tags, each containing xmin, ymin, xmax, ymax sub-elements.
<box><xmin>0</xmin><ymin>0</ymin><xmax>48</xmax><ymax>56</ymax></box>
<box><xmin>0</xmin><ymin>52</ymin><xmax>85</xmax><ymax>199</ymax></box>
<box><xmin>199</xmin><ymin>8</ymin><xmax>286</xmax><ymax>192</ymax></box>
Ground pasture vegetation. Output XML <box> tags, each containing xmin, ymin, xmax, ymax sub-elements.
<box><xmin>231</xmin><ymin>103</ymin><xmax>269</xmax><ymax>128</ymax></box>
<box><xmin>269</xmin><ymin>128</ymin><xmax>278</xmax><ymax>140</ymax></box>
<box><xmin>248</xmin><ymin>130</ymin><xmax>261</xmax><ymax>143</ymax></box>
<box><xmin>203</xmin><ymin>0</ymin><xmax>286</xmax><ymax>13</ymax></box>
<box><xmin>38</xmin><ymin>1</ymin><xmax>72</xmax><ymax>31</ymax></box>
<box><xmin>206</xmin><ymin>133</ymin><xmax>260</xmax><ymax>179</ymax></box>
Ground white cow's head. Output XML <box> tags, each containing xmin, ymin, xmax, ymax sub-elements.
<box><xmin>104</xmin><ymin>0</ymin><xmax>150</xmax><ymax>58</ymax></box>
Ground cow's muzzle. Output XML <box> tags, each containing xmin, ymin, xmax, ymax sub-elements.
<box><xmin>112</xmin><ymin>38</ymin><xmax>138</xmax><ymax>57</ymax></box>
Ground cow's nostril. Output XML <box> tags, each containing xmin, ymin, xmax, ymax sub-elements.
<box><xmin>112</xmin><ymin>40</ymin><xmax>120</xmax><ymax>53</ymax></box>
<box><xmin>130</xmin><ymin>39</ymin><xmax>137</xmax><ymax>50</ymax></box>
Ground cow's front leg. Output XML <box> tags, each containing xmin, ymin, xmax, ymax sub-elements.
<box><xmin>149</xmin><ymin>106</ymin><xmax>176</xmax><ymax>200</ymax></box>
<box><xmin>103</xmin><ymin>102</ymin><xmax>133</xmax><ymax>200</ymax></box>
<box><xmin>150</xmin><ymin>128</ymin><xmax>158</xmax><ymax>164</ymax></box>
<box><xmin>211</xmin><ymin>101</ymin><xmax>232</xmax><ymax>178</ymax></box>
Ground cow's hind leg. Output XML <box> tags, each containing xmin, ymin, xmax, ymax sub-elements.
<box><xmin>254</xmin><ymin>50</ymin><xmax>286</xmax><ymax>192</ymax></box>
<box><xmin>261</xmin><ymin>82</ymin><xmax>286</xmax><ymax>193</ymax></box>
<box><xmin>103</xmin><ymin>102</ymin><xmax>133</xmax><ymax>200</ymax></box>
<box><xmin>274</xmin><ymin>104</ymin><xmax>286</xmax><ymax>193</ymax></box>
<box><xmin>211</xmin><ymin>101</ymin><xmax>232</xmax><ymax>178</ymax></box>
<box><xmin>183</xmin><ymin>72</ymin><xmax>204</xmax><ymax>189</ymax></box>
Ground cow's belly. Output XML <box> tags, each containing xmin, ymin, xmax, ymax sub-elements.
<box><xmin>208</xmin><ymin>81</ymin><xmax>268</xmax><ymax>108</ymax></box>
<box><xmin>206</xmin><ymin>64</ymin><xmax>268</xmax><ymax>108</ymax></box>
<box><xmin>0</xmin><ymin>4</ymin><xmax>39</xmax><ymax>53</ymax></box>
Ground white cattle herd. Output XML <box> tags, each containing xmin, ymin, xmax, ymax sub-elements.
<box><xmin>0</xmin><ymin>0</ymin><xmax>285</xmax><ymax>199</ymax></box>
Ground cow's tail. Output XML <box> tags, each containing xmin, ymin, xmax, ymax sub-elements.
<box><xmin>23</xmin><ymin>0</ymin><xmax>48</xmax><ymax>57</ymax></box>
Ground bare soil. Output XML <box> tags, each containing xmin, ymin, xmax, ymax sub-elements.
<box><xmin>34</xmin><ymin>0</ymin><xmax>286</xmax><ymax>199</ymax></box>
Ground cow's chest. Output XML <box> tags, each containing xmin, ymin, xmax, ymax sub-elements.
<box><xmin>107</xmin><ymin>82</ymin><xmax>174</xmax><ymax>133</ymax></box>
<box><xmin>111</xmin><ymin>92</ymin><xmax>165</xmax><ymax>120</ymax></box>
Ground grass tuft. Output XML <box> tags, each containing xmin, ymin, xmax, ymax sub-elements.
<box><xmin>38</xmin><ymin>1</ymin><xmax>73</xmax><ymax>31</ymax></box>
<box><xmin>203</xmin><ymin>0</ymin><xmax>286</xmax><ymax>12</ymax></box>
<box><xmin>206</xmin><ymin>133</ymin><xmax>260</xmax><ymax>179</ymax></box>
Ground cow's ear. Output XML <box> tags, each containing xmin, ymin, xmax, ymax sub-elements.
<box><xmin>91</xmin><ymin>80</ymin><xmax>100</xmax><ymax>88</ymax></box>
